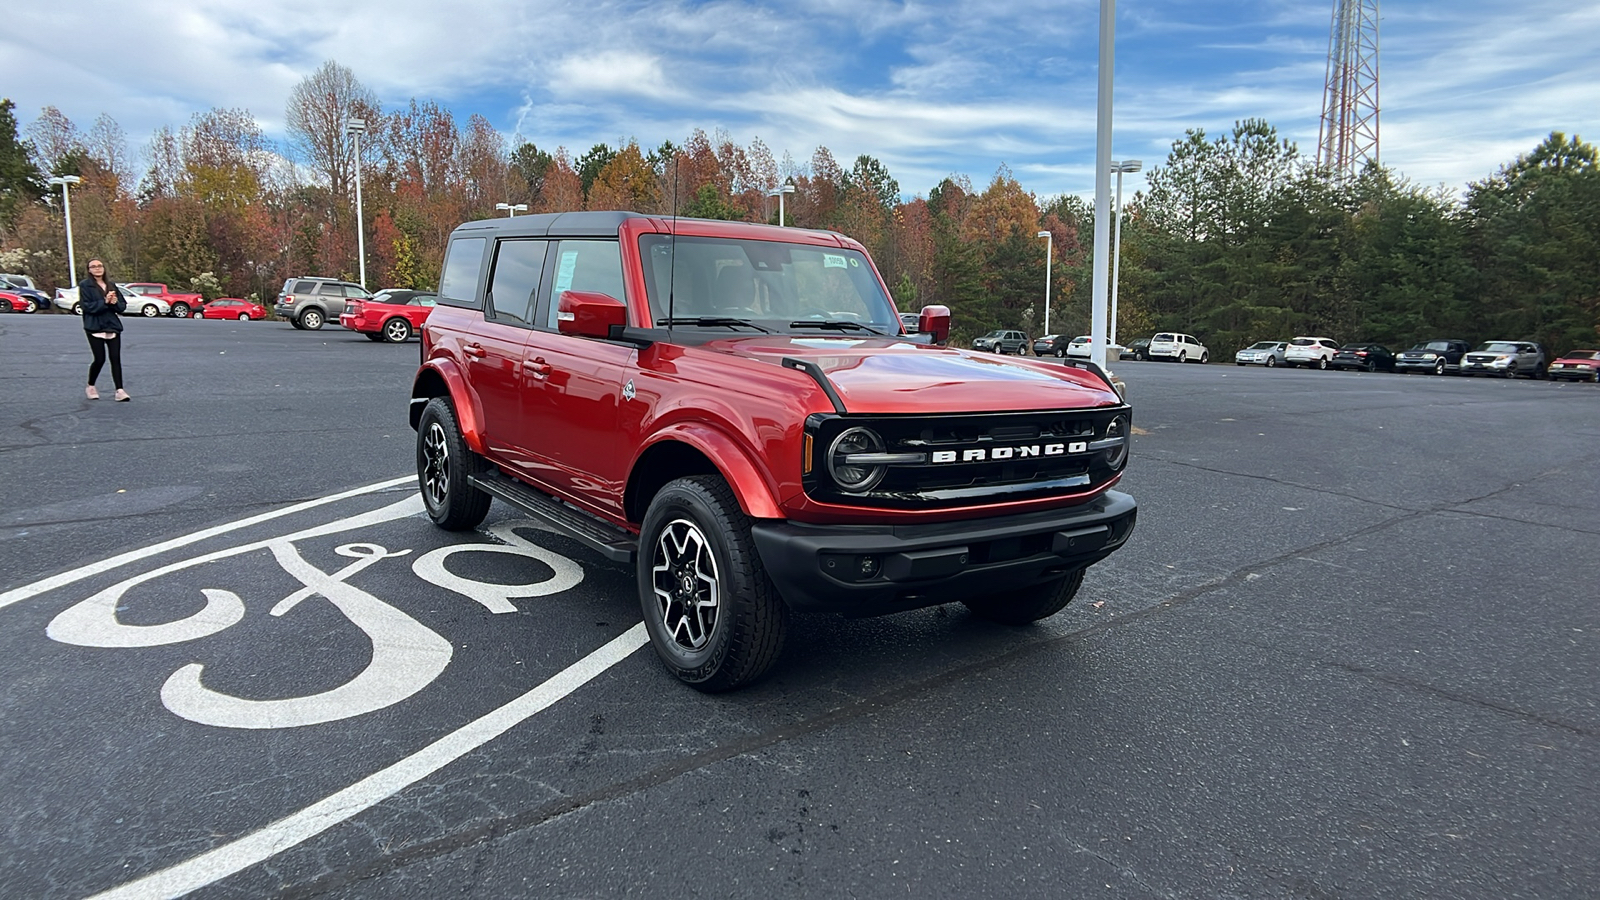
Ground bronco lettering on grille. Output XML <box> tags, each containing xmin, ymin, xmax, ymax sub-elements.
<box><xmin>930</xmin><ymin>442</ymin><xmax>1088</xmax><ymax>464</ymax></box>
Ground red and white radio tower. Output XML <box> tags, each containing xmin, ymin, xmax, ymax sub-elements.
<box><xmin>1317</xmin><ymin>0</ymin><xmax>1380</xmax><ymax>176</ymax></box>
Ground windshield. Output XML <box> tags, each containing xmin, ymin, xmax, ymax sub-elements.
<box><xmin>1424</xmin><ymin>341</ymin><xmax>1453</xmax><ymax>351</ymax></box>
<box><xmin>1562</xmin><ymin>350</ymin><xmax>1599</xmax><ymax>359</ymax></box>
<box><xmin>1248</xmin><ymin>342</ymin><xmax>1277</xmax><ymax>349</ymax></box>
<box><xmin>1475</xmin><ymin>342</ymin><xmax>1521</xmax><ymax>352</ymax></box>
<box><xmin>639</xmin><ymin>235</ymin><xmax>895</xmax><ymax>331</ymax></box>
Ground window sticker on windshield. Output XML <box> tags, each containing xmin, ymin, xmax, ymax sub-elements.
<box><xmin>554</xmin><ymin>251</ymin><xmax>579</xmax><ymax>293</ymax></box>
<box><xmin>823</xmin><ymin>254</ymin><xmax>847</xmax><ymax>269</ymax></box>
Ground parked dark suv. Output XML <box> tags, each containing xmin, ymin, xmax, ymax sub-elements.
<box><xmin>275</xmin><ymin>277</ymin><xmax>372</xmax><ymax>330</ymax></box>
<box><xmin>1395</xmin><ymin>339</ymin><xmax>1470</xmax><ymax>375</ymax></box>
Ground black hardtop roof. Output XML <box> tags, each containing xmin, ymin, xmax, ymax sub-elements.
<box><xmin>446</xmin><ymin>210</ymin><xmax>848</xmax><ymax>242</ymax></box>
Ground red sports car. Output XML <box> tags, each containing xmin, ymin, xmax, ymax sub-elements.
<box><xmin>0</xmin><ymin>290</ymin><xmax>40</xmax><ymax>313</ymax></box>
<box><xmin>339</xmin><ymin>289</ymin><xmax>437</xmax><ymax>342</ymax></box>
<box><xmin>1548</xmin><ymin>349</ymin><xmax>1600</xmax><ymax>383</ymax></box>
<box><xmin>196</xmin><ymin>298</ymin><xmax>267</xmax><ymax>320</ymax></box>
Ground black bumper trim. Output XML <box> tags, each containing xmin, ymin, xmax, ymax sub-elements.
<box><xmin>751</xmin><ymin>490</ymin><xmax>1136</xmax><ymax>617</ymax></box>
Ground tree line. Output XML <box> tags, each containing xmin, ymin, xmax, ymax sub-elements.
<box><xmin>1</xmin><ymin>62</ymin><xmax>1595</xmax><ymax>354</ymax></box>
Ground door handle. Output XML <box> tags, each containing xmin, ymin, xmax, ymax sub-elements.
<box><xmin>463</xmin><ymin>343</ymin><xmax>487</xmax><ymax>358</ymax></box>
<box><xmin>523</xmin><ymin>357</ymin><xmax>553</xmax><ymax>379</ymax></box>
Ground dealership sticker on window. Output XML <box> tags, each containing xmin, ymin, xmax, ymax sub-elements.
<box><xmin>823</xmin><ymin>254</ymin><xmax>847</xmax><ymax>269</ymax></box>
<box><xmin>554</xmin><ymin>251</ymin><xmax>579</xmax><ymax>293</ymax></box>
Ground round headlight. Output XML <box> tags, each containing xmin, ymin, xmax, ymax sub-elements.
<box><xmin>1102</xmin><ymin>415</ymin><xmax>1130</xmax><ymax>471</ymax></box>
<box><xmin>828</xmin><ymin>427</ymin><xmax>887</xmax><ymax>492</ymax></box>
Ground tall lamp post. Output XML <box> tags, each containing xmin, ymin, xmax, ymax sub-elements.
<box><xmin>1088</xmin><ymin>0</ymin><xmax>1117</xmax><ymax>370</ymax></box>
<box><xmin>495</xmin><ymin>202</ymin><xmax>528</xmax><ymax>217</ymax></box>
<box><xmin>48</xmin><ymin>175</ymin><xmax>83</xmax><ymax>285</ymax></box>
<box><xmin>1109</xmin><ymin>159</ymin><xmax>1141</xmax><ymax>349</ymax></box>
<box><xmin>767</xmin><ymin>183</ymin><xmax>795</xmax><ymax>226</ymax></box>
<box><xmin>346</xmin><ymin>118</ymin><xmax>367</xmax><ymax>289</ymax></box>
<box><xmin>1036</xmin><ymin>230</ymin><xmax>1053</xmax><ymax>337</ymax></box>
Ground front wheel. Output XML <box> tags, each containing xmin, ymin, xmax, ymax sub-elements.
<box><xmin>300</xmin><ymin>308</ymin><xmax>325</xmax><ymax>330</ymax></box>
<box><xmin>963</xmin><ymin>569</ymin><xmax>1085</xmax><ymax>625</ymax></box>
<box><xmin>416</xmin><ymin>397</ymin><xmax>491</xmax><ymax>531</ymax></box>
<box><xmin>383</xmin><ymin>317</ymin><xmax>413</xmax><ymax>342</ymax></box>
<box><xmin>1199</xmin><ymin>351</ymin><xmax>1209</xmax><ymax>364</ymax></box>
<box><xmin>639</xmin><ymin>475</ymin><xmax>788</xmax><ymax>692</ymax></box>
<box><xmin>1266</xmin><ymin>356</ymin><xmax>1277</xmax><ymax>368</ymax></box>
<box><xmin>1434</xmin><ymin>359</ymin><xmax>1447</xmax><ymax>375</ymax></box>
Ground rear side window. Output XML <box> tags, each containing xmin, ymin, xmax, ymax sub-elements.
<box><xmin>438</xmin><ymin>237</ymin><xmax>488</xmax><ymax>308</ymax></box>
<box><xmin>291</xmin><ymin>280</ymin><xmax>316</xmax><ymax>294</ymax></box>
<box><xmin>488</xmin><ymin>240</ymin><xmax>548</xmax><ymax>326</ymax></box>
<box><xmin>1154</xmin><ymin>333</ymin><xmax>1174</xmax><ymax>342</ymax></box>
<box><xmin>544</xmin><ymin>240</ymin><xmax>625</xmax><ymax>329</ymax></box>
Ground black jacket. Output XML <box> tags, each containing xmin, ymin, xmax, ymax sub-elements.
<box><xmin>79</xmin><ymin>279</ymin><xmax>126</xmax><ymax>333</ymax></box>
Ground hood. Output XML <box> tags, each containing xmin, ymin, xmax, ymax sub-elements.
<box><xmin>697</xmin><ymin>335</ymin><xmax>1123</xmax><ymax>412</ymax></box>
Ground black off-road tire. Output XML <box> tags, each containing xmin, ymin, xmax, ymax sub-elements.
<box><xmin>416</xmin><ymin>397</ymin><xmax>491</xmax><ymax>531</ymax></box>
<box><xmin>300</xmin><ymin>308</ymin><xmax>325</xmax><ymax>330</ymax></box>
<box><xmin>962</xmin><ymin>568</ymin><xmax>1086</xmax><ymax>625</ymax></box>
<box><xmin>365</xmin><ymin>333</ymin><xmax>385</xmax><ymax>342</ymax></box>
<box><xmin>290</xmin><ymin>317</ymin><xmax>306</xmax><ymax>329</ymax></box>
<box><xmin>638</xmin><ymin>475</ymin><xmax>788</xmax><ymax>692</ymax></box>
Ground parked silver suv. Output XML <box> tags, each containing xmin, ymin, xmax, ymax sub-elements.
<box><xmin>1458</xmin><ymin>341</ymin><xmax>1547</xmax><ymax>379</ymax></box>
<box><xmin>274</xmin><ymin>277</ymin><xmax>372</xmax><ymax>330</ymax></box>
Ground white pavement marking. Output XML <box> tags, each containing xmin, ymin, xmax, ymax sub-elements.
<box><xmin>87</xmin><ymin>623</ymin><xmax>650</xmax><ymax>900</ymax></box>
<box><xmin>48</xmin><ymin>496</ymin><xmax>425</xmax><ymax>648</ymax></box>
<box><xmin>411</xmin><ymin>519</ymin><xmax>585</xmax><ymax>614</ymax></box>
<box><xmin>0</xmin><ymin>475</ymin><xmax>416</xmax><ymax>614</ymax></box>
<box><xmin>160</xmin><ymin>543</ymin><xmax>454</xmax><ymax>730</ymax></box>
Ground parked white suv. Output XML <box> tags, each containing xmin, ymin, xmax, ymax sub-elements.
<box><xmin>1284</xmin><ymin>337</ymin><xmax>1339</xmax><ymax>370</ymax></box>
<box><xmin>1148</xmin><ymin>332</ymin><xmax>1209</xmax><ymax>363</ymax></box>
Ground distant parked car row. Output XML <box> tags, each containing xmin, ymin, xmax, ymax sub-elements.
<box><xmin>1222</xmin><ymin>336</ymin><xmax>1595</xmax><ymax>382</ymax></box>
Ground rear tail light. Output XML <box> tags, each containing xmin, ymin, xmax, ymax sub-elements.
<box><xmin>283</xmin><ymin>295</ymin><xmax>296</xmax><ymax>304</ymax></box>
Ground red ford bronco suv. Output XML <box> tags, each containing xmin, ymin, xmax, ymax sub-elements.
<box><xmin>410</xmin><ymin>212</ymin><xmax>1137</xmax><ymax>690</ymax></box>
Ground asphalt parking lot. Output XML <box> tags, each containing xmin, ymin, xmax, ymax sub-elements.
<box><xmin>2</xmin><ymin>314</ymin><xmax>1598</xmax><ymax>899</ymax></box>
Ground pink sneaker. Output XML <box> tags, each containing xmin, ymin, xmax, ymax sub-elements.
<box><xmin>114</xmin><ymin>389</ymin><xmax>131</xmax><ymax>402</ymax></box>
<box><xmin>86</xmin><ymin>385</ymin><xmax>99</xmax><ymax>400</ymax></box>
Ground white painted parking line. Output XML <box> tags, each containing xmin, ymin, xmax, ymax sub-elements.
<box><xmin>0</xmin><ymin>475</ymin><xmax>416</xmax><ymax>613</ymax></box>
<box><xmin>86</xmin><ymin>622</ymin><xmax>650</xmax><ymax>900</ymax></box>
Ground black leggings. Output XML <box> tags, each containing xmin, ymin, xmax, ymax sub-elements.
<box><xmin>87</xmin><ymin>332</ymin><xmax>124</xmax><ymax>389</ymax></box>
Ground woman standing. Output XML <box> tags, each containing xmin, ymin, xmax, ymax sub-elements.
<box><xmin>80</xmin><ymin>258</ymin><xmax>130</xmax><ymax>401</ymax></box>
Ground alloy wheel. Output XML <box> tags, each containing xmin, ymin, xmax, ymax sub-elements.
<box><xmin>651</xmin><ymin>518</ymin><xmax>720</xmax><ymax>651</ymax></box>
<box><xmin>420</xmin><ymin>421</ymin><xmax>450</xmax><ymax>510</ymax></box>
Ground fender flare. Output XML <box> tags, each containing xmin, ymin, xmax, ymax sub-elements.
<box><xmin>411</xmin><ymin>360</ymin><xmax>489</xmax><ymax>457</ymax></box>
<box><xmin>638</xmin><ymin>423</ymin><xmax>784</xmax><ymax>520</ymax></box>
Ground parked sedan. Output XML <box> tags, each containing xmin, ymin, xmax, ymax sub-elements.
<box><xmin>123</xmin><ymin>291</ymin><xmax>172</xmax><ymax>318</ymax></box>
<box><xmin>1547</xmin><ymin>349</ymin><xmax>1600</xmax><ymax>383</ymax></box>
<box><xmin>1032</xmin><ymin>334</ymin><xmax>1067</xmax><ymax>356</ymax></box>
<box><xmin>0</xmin><ymin>290</ymin><xmax>40</xmax><ymax>313</ymax></box>
<box><xmin>197</xmin><ymin>298</ymin><xmax>267</xmax><ymax>320</ymax></box>
<box><xmin>1331</xmin><ymin>342</ymin><xmax>1395</xmax><ymax>372</ymax></box>
<box><xmin>1395</xmin><ymin>339</ymin><xmax>1471</xmax><ymax>375</ymax></box>
<box><xmin>339</xmin><ymin>289</ymin><xmax>438</xmax><ymax>342</ymax></box>
<box><xmin>1120</xmin><ymin>338</ymin><xmax>1150</xmax><ymax>361</ymax></box>
<box><xmin>1235</xmin><ymin>341</ymin><xmax>1287</xmax><ymax>367</ymax></box>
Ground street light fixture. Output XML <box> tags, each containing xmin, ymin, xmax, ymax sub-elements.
<box><xmin>47</xmin><ymin>175</ymin><xmax>82</xmax><ymax>285</ymax></box>
<box><xmin>1109</xmin><ymin>159</ymin><xmax>1142</xmax><ymax>350</ymax></box>
<box><xmin>346</xmin><ymin>118</ymin><xmax>367</xmax><ymax>289</ymax></box>
<box><xmin>1037</xmin><ymin>230</ymin><xmax>1053</xmax><ymax>338</ymax></box>
<box><xmin>495</xmin><ymin>203</ymin><xmax>528</xmax><ymax>217</ymax></box>
<box><xmin>767</xmin><ymin>183</ymin><xmax>796</xmax><ymax>226</ymax></box>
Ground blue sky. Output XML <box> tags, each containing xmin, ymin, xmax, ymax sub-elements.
<box><xmin>7</xmin><ymin>1</ymin><xmax>1599</xmax><ymax>200</ymax></box>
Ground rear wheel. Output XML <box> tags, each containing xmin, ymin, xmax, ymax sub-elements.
<box><xmin>171</xmin><ymin>302</ymin><xmax>192</xmax><ymax>318</ymax></box>
<box><xmin>383</xmin><ymin>317</ymin><xmax>413</xmax><ymax>342</ymax></box>
<box><xmin>299</xmin><ymin>308</ymin><xmax>325</xmax><ymax>330</ymax></box>
<box><xmin>639</xmin><ymin>475</ymin><xmax>788</xmax><ymax>692</ymax></box>
<box><xmin>238</xmin><ymin>313</ymin><xmax>250</xmax><ymax>321</ymax></box>
<box><xmin>416</xmin><ymin>397</ymin><xmax>491</xmax><ymax>531</ymax></box>
<box><xmin>1316</xmin><ymin>356</ymin><xmax>1329</xmax><ymax>370</ymax></box>
<box><xmin>963</xmin><ymin>569</ymin><xmax>1085</xmax><ymax>625</ymax></box>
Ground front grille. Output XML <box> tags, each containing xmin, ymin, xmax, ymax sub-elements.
<box><xmin>805</xmin><ymin>408</ymin><xmax>1129</xmax><ymax>509</ymax></box>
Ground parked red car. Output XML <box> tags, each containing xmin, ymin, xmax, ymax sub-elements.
<box><xmin>340</xmin><ymin>289</ymin><xmax>437</xmax><ymax>342</ymax></box>
<box><xmin>196</xmin><ymin>298</ymin><xmax>267</xmax><ymax>320</ymax></box>
<box><xmin>0</xmin><ymin>291</ymin><xmax>40</xmax><ymax>313</ymax></box>
<box><xmin>1547</xmin><ymin>349</ymin><xmax>1600</xmax><ymax>383</ymax></box>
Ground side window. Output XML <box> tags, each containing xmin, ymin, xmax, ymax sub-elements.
<box><xmin>341</xmin><ymin>285</ymin><xmax>370</xmax><ymax>299</ymax></box>
<box><xmin>488</xmin><ymin>240</ymin><xmax>548</xmax><ymax>326</ymax></box>
<box><xmin>543</xmin><ymin>240</ymin><xmax>624</xmax><ymax>329</ymax></box>
<box><xmin>438</xmin><ymin>237</ymin><xmax>488</xmax><ymax>308</ymax></box>
<box><xmin>291</xmin><ymin>280</ymin><xmax>316</xmax><ymax>294</ymax></box>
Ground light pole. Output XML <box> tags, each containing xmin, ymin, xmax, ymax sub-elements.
<box><xmin>1109</xmin><ymin>159</ymin><xmax>1141</xmax><ymax>349</ymax></box>
<box><xmin>48</xmin><ymin>175</ymin><xmax>82</xmax><ymax>285</ymax></box>
<box><xmin>346</xmin><ymin>118</ymin><xmax>367</xmax><ymax>289</ymax></box>
<box><xmin>1036</xmin><ymin>230</ymin><xmax>1053</xmax><ymax>337</ymax></box>
<box><xmin>495</xmin><ymin>203</ymin><xmax>528</xmax><ymax>217</ymax></box>
<box><xmin>1088</xmin><ymin>0</ymin><xmax>1116</xmax><ymax>370</ymax></box>
<box><xmin>767</xmin><ymin>183</ymin><xmax>795</xmax><ymax>226</ymax></box>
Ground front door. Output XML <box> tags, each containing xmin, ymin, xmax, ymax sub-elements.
<box><xmin>472</xmin><ymin>238</ymin><xmax>548</xmax><ymax>473</ymax></box>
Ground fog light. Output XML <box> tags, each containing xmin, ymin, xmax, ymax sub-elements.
<box><xmin>859</xmin><ymin>555</ymin><xmax>880</xmax><ymax>578</ymax></box>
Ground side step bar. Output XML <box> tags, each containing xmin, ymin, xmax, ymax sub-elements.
<box><xmin>469</xmin><ymin>470</ymin><xmax>638</xmax><ymax>564</ymax></box>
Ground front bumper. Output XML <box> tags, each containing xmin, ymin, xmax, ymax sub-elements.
<box><xmin>751</xmin><ymin>490</ymin><xmax>1137</xmax><ymax>617</ymax></box>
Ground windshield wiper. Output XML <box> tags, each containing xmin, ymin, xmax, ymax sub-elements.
<box><xmin>789</xmin><ymin>320</ymin><xmax>892</xmax><ymax>337</ymax></box>
<box><xmin>656</xmin><ymin>317</ymin><xmax>773</xmax><ymax>333</ymax></box>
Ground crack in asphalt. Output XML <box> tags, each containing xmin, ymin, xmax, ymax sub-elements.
<box><xmin>272</xmin><ymin>475</ymin><xmax>1583</xmax><ymax>898</ymax></box>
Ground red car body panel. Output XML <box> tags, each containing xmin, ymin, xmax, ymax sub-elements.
<box><xmin>340</xmin><ymin>295</ymin><xmax>434</xmax><ymax>336</ymax></box>
<box><xmin>197</xmin><ymin>298</ymin><xmax>266</xmax><ymax>319</ymax></box>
